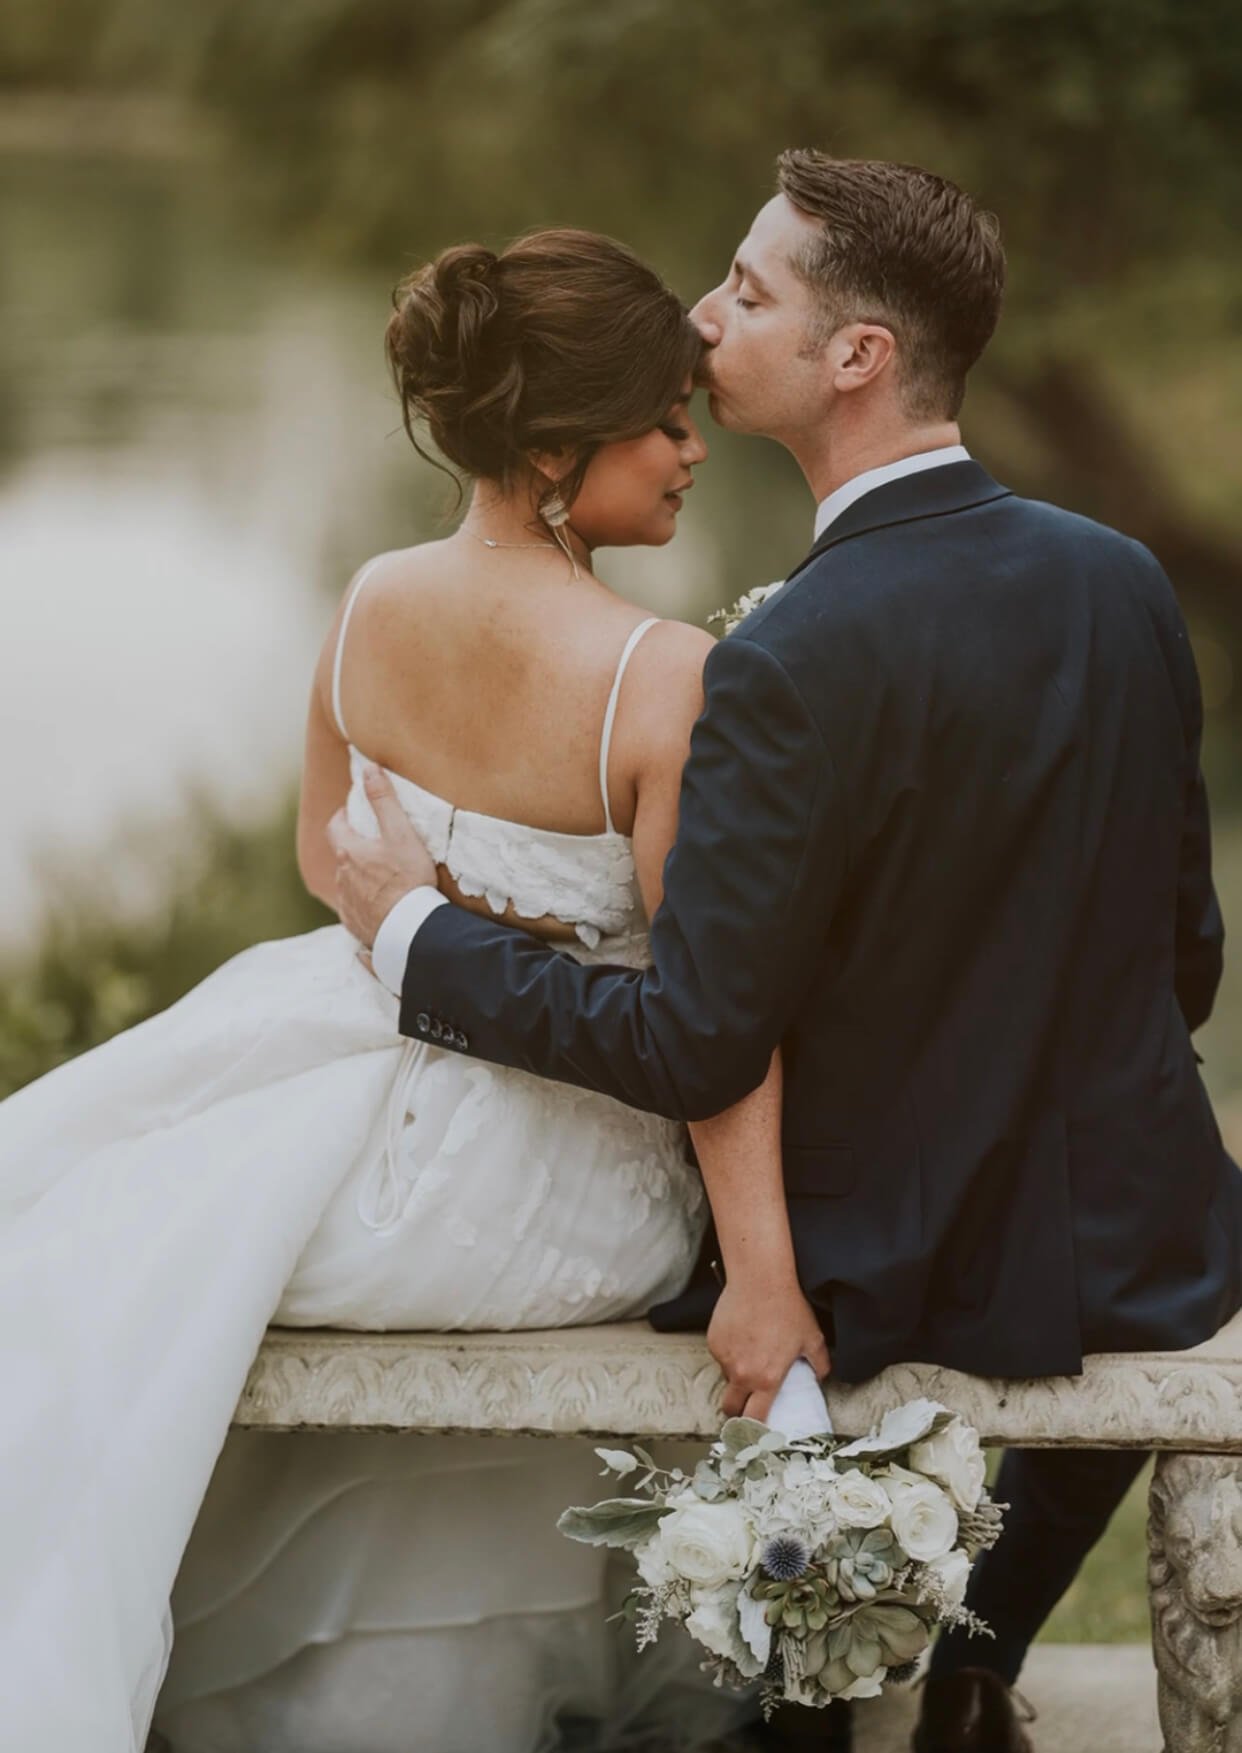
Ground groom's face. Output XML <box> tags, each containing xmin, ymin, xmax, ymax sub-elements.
<box><xmin>691</xmin><ymin>196</ymin><xmax>832</xmax><ymax>440</ymax></box>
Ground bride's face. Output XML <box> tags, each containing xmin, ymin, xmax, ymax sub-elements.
<box><xmin>567</xmin><ymin>389</ymin><xmax>707</xmax><ymax>549</ymax></box>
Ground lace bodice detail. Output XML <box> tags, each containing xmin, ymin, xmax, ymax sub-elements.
<box><xmin>334</xmin><ymin>556</ymin><xmax>657</xmax><ymax>957</ymax></box>
<box><xmin>343</xmin><ymin>753</ymin><xmax>648</xmax><ymax>954</ymax></box>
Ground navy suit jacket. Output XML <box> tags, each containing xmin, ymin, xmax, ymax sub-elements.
<box><xmin>398</xmin><ymin>462</ymin><xmax>1242</xmax><ymax>1382</ymax></box>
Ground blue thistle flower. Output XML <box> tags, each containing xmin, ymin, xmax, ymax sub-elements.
<box><xmin>761</xmin><ymin>1535</ymin><xmax>810</xmax><ymax>1581</ymax></box>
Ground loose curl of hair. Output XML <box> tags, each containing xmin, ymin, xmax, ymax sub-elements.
<box><xmin>385</xmin><ymin>229</ymin><xmax>702</xmax><ymax>510</ymax></box>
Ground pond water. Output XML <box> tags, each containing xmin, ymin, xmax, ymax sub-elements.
<box><xmin>0</xmin><ymin>149</ymin><xmax>810</xmax><ymax>942</ymax></box>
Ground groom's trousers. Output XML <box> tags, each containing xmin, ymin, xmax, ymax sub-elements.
<box><xmin>929</xmin><ymin>1446</ymin><xmax>1150</xmax><ymax>1684</ymax></box>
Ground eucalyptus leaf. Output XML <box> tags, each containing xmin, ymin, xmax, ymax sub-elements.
<box><xmin>720</xmin><ymin>1417</ymin><xmax>771</xmax><ymax>1456</ymax></box>
<box><xmin>734</xmin><ymin>1432</ymin><xmax>786</xmax><ymax>1465</ymax></box>
<box><xmin>692</xmin><ymin>1461</ymin><xmax>726</xmax><ymax>1501</ymax></box>
<box><xmin>557</xmin><ymin>1499</ymin><xmax>670</xmax><ymax>1549</ymax></box>
<box><xmin>594</xmin><ymin>1448</ymin><xmax>640</xmax><ymax>1476</ymax></box>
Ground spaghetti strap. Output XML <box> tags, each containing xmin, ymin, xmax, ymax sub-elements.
<box><xmin>598</xmin><ymin>617</ymin><xmax>660</xmax><ymax>834</ymax></box>
<box><xmin>330</xmin><ymin>555</ymin><xmax>390</xmax><ymax>743</ymax></box>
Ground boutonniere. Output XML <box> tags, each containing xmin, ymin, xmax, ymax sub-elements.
<box><xmin>707</xmin><ymin>580</ymin><xmax>785</xmax><ymax>637</ymax></box>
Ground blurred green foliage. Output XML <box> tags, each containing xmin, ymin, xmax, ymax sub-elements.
<box><xmin>4</xmin><ymin>0</ymin><xmax>1241</xmax><ymax>294</ymax></box>
<box><xmin>4</xmin><ymin>0</ymin><xmax>1242</xmax><ymax>636</ymax></box>
<box><xmin>0</xmin><ymin>798</ymin><xmax>330</xmax><ymax>1100</ymax></box>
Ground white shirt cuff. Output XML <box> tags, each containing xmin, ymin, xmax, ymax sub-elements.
<box><xmin>372</xmin><ymin>887</ymin><xmax>449</xmax><ymax>996</ymax></box>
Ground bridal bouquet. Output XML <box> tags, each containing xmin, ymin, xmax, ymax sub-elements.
<box><xmin>558</xmin><ymin>1397</ymin><xmax>1002</xmax><ymax>1715</ymax></box>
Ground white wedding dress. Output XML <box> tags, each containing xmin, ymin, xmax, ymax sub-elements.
<box><xmin>0</xmin><ymin>571</ymin><xmax>749</xmax><ymax>1753</ymax></box>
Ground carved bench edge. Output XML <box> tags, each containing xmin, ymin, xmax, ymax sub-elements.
<box><xmin>235</xmin><ymin>1325</ymin><xmax>1242</xmax><ymax>1447</ymax></box>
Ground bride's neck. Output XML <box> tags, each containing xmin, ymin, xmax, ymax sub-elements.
<box><xmin>460</xmin><ymin>484</ymin><xmax>592</xmax><ymax>568</ymax></box>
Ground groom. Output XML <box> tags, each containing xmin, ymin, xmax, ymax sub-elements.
<box><xmin>332</xmin><ymin>151</ymin><xmax>1242</xmax><ymax>1751</ymax></box>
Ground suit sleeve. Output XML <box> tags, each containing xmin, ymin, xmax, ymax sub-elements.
<box><xmin>398</xmin><ymin>632</ymin><xmax>846</xmax><ymax>1121</ymax></box>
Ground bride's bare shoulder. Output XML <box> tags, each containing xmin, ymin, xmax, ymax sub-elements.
<box><xmin>617</xmin><ymin>618</ymin><xmax>716</xmax><ymax>761</ymax></box>
<box><xmin>347</xmin><ymin>539</ymin><xmax>459</xmax><ymax>596</ymax></box>
<box><xmin>341</xmin><ymin>539</ymin><xmax>473</xmax><ymax>630</ymax></box>
<box><xmin>313</xmin><ymin>542</ymin><xmax>456</xmax><ymax>690</ymax></box>
<box><xmin>631</xmin><ymin>617</ymin><xmax>715</xmax><ymax>697</ymax></box>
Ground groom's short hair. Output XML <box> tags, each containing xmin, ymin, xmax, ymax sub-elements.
<box><xmin>777</xmin><ymin>149</ymin><xmax>1005</xmax><ymax>420</ymax></box>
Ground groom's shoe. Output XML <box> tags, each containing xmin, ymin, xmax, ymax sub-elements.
<box><xmin>754</xmin><ymin>1697</ymin><xmax>852</xmax><ymax>1751</ymax></box>
<box><xmin>912</xmin><ymin>1668</ymin><xmax>1034</xmax><ymax>1752</ymax></box>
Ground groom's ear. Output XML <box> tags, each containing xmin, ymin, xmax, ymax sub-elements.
<box><xmin>828</xmin><ymin>322</ymin><xmax>897</xmax><ymax>395</ymax></box>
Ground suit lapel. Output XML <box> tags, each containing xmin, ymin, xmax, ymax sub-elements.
<box><xmin>783</xmin><ymin>461</ymin><xmax>1013</xmax><ymax>588</ymax></box>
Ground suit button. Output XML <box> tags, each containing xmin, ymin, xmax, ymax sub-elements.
<box><xmin>416</xmin><ymin>1012</ymin><xmax>430</xmax><ymax>1032</ymax></box>
<box><xmin>456</xmin><ymin>1031</ymin><xmax>469</xmax><ymax>1050</ymax></box>
<box><xmin>429</xmin><ymin>1019</ymin><xmax>444</xmax><ymax>1040</ymax></box>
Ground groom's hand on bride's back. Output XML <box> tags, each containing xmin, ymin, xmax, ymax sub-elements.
<box><xmin>707</xmin><ymin>1275</ymin><xmax>831</xmax><ymax>1423</ymax></box>
<box><xmin>328</xmin><ymin>767</ymin><xmax>438</xmax><ymax>950</ymax></box>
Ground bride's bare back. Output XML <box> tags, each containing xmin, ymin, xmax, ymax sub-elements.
<box><xmin>298</xmin><ymin>537</ymin><xmax>713</xmax><ymax>940</ymax></box>
<box><xmin>341</xmin><ymin>541</ymin><xmax>658</xmax><ymax>834</ymax></box>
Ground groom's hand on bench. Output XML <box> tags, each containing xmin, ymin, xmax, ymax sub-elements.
<box><xmin>328</xmin><ymin>766</ymin><xmax>438</xmax><ymax>950</ymax></box>
<box><xmin>707</xmin><ymin>1274</ymin><xmax>831</xmax><ymax>1424</ymax></box>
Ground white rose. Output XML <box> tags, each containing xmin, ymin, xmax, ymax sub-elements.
<box><xmin>685</xmin><ymin>1583</ymin><xmax>762</xmax><ymax>1677</ymax></box>
<box><xmin>923</xmin><ymin>1547</ymin><xmax>971</xmax><ymax>1610</ymax></box>
<box><xmin>830</xmin><ymin>1469</ymin><xmax>892</xmax><ymax>1530</ymax></box>
<box><xmin>661</xmin><ymin>1500</ymin><xmax>754</xmax><ymax>1588</ymax></box>
<box><xmin>908</xmin><ymin>1418</ymin><xmax>987</xmax><ymax>1513</ymax></box>
<box><xmin>885</xmin><ymin>1476</ymin><xmax>959</xmax><ymax>1562</ymax></box>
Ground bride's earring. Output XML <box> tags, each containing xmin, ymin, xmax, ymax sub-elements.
<box><xmin>540</xmin><ymin>487</ymin><xmax>569</xmax><ymax>527</ymax></box>
<box><xmin>539</xmin><ymin>486</ymin><xmax>581</xmax><ymax>580</ymax></box>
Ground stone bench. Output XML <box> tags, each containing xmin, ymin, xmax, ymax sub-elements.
<box><xmin>238</xmin><ymin>1313</ymin><xmax>1242</xmax><ymax>1752</ymax></box>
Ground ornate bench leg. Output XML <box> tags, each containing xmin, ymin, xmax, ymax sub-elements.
<box><xmin>1148</xmin><ymin>1453</ymin><xmax>1242</xmax><ymax>1752</ymax></box>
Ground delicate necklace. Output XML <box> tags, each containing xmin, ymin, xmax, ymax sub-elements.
<box><xmin>460</xmin><ymin>523</ymin><xmax>558</xmax><ymax>552</ymax></box>
<box><xmin>460</xmin><ymin>520</ymin><xmax>584</xmax><ymax>581</ymax></box>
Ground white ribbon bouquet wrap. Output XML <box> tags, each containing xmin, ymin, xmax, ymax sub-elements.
<box><xmin>765</xmin><ymin>1357</ymin><xmax>835</xmax><ymax>1440</ymax></box>
<box><xmin>559</xmin><ymin>1370</ymin><xmax>1002</xmax><ymax>1715</ymax></box>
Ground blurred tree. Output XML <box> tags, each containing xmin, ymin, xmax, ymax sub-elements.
<box><xmin>2</xmin><ymin>0</ymin><xmax>1241</xmax><ymax>632</ymax></box>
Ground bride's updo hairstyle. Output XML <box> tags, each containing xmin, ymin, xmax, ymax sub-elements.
<box><xmin>385</xmin><ymin>229</ymin><xmax>701</xmax><ymax>508</ymax></box>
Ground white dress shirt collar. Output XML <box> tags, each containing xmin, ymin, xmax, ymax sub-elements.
<box><xmin>813</xmin><ymin>444</ymin><xmax>971</xmax><ymax>543</ymax></box>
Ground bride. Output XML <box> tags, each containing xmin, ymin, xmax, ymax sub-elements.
<box><xmin>0</xmin><ymin>230</ymin><xmax>786</xmax><ymax>1752</ymax></box>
